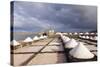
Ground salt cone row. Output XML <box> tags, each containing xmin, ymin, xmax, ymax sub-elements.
<box><xmin>58</xmin><ymin>33</ymin><xmax>94</xmax><ymax>59</ymax></box>
<box><xmin>11</xmin><ymin>35</ymin><xmax>48</xmax><ymax>46</ymax></box>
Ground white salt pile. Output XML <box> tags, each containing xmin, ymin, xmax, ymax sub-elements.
<box><xmin>69</xmin><ymin>33</ymin><xmax>72</xmax><ymax>35</ymax></box>
<box><xmin>62</xmin><ymin>36</ymin><xmax>70</xmax><ymax>43</ymax></box>
<box><xmin>89</xmin><ymin>36</ymin><xmax>93</xmax><ymax>40</ymax></box>
<box><xmin>39</xmin><ymin>35</ymin><xmax>45</xmax><ymax>39</ymax></box>
<box><xmin>74</xmin><ymin>32</ymin><xmax>78</xmax><ymax>35</ymax></box>
<box><xmin>11</xmin><ymin>40</ymin><xmax>20</xmax><ymax>46</ymax></box>
<box><xmin>43</xmin><ymin>35</ymin><xmax>47</xmax><ymax>39</ymax></box>
<box><xmin>69</xmin><ymin>42</ymin><xmax>94</xmax><ymax>59</ymax></box>
<box><xmin>24</xmin><ymin>37</ymin><xmax>33</xmax><ymax>42</ymax></box>
<box><xmin>79</xmin><ymin>33</ymin><xmax>83</xmax><ymax>35</ymax></box>
<box><xmin>90</xmin><ymin>33</ymin><xmax>95</xmax><ymax>35</ymax></box>
<box><xmin>56</xmin><ymin>32</ymin><xmax>63</xmax><ymax>36</ymax></box>
<box><xmin>82</xmin><ymin>36</ymin><xmax>85</xmax><ymax>39</ymax></box>
<box><xmin>85</xmin><ymin>32</ymin><xmax>89</xmax><ymax>35</ymax></box>
<box><xmin>85</xmin><ymin>36</ymin><xmax>89</xmax><ymax>39</ymax></box>
<box><xmin>33</xmin><ymin>36</ymin><xmax>39</xmax><ymax>41</ymax></box>
<box><xmin>65</xmin><ymin>39</ymin><xmax>78</xmax><ymax>48</ymax></box>
<box><xmin>93</xmin><ymin>36</ymin><xmax>97</xmax><ymax>40</ymax></box>
<box><xmin>79</xmin><ymin>35</ymin><xmax>82</xmax><ymax>38</ymax></box>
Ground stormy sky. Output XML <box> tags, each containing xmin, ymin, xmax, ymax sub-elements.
<box><xmin>11</xmin><ymin>1</ymin><xmax>97</xmax><ymax>32</ymax></box>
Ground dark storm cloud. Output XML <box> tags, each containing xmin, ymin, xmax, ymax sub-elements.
<box><xmin>12</xmin><ymin>1</ymin><xmax>97</xmax><ymax>32</ymax></box>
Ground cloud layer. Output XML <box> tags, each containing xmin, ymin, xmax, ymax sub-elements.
<box><xmin>11</xmin><ymin>1</ymin><xmax>97</xmax><ymax>32</ymax></box>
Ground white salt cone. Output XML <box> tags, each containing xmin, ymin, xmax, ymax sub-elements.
<box><xmin>11</xmin><ymin>40</ymin><xmax>19</xmax><ymax>46</ymax></box>
<box><xmin>24</xmin><ymin>37</ymin><xmax>33</xmax><ymax>42</ymax></box>
<box><xmin>82</xmin><ymin>36</ymin><xmax>85</xmax><ymax>38</ymax></box>
<box><xmin>69</xmin><ymin>42</ymin><xmax>94</xmax><ymax>59</ymax></box>
<box><xmin>85</xmin><ymin>36</ymin><xmax>89</xmax><ymax>39</ymax></box>
<box><xmin>33</xmin><ymin>36</ymin><xmax>39</xmax><ymax>41</ymax></box>
<box><xmin>90</xmin><ymin>36</ymin><xmax>93</xmax><ymax>40</ymax></box>
<box><xmin>74</xmin><ymin>32</ymin><xmax>78</xmax><ymax>35</ymax></box>
<box><xmin>94</xmin><ymin>36</ymin><xmax>97</xmax><ymax>40</ymax></box>
<box><xmin>43</xmin><ymin>36</ymin><xmax>47</xmax><ymax>38</ymax></box>
<box><xmin>65</xmin><ymin>39</ymin><xmax>78</xmax><ymax>48</ymax></box>
<box><xmin>63</xmin><ymin>36</ymin><xmax>70</xmax><ymax>43</ymax></box>
<box><xmin>40</xmin><ymin>35</ymin><xmax>45</xmax><ymax>39</ymax></box>
<box><xmin>85</xmin><ymin>32</ymin><xmax>89</xmax><ymax>35</ymax></box>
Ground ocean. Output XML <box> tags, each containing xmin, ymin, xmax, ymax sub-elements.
<box><xmin>11</xmin><ymin>32</ymin><xmax>37</xmax><ymax>41</ymax></box>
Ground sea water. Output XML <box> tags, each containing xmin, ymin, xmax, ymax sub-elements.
<box><xmin>11</xmin><ymin>32</ymin><xmax>37</xmax><ymax>41</ymax></box>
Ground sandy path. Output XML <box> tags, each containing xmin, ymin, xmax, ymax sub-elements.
<box><xmin>27</xmin><ymin>37</ymin><xmax>66</xmax><ymax>65</ymax></box>
<box><xmin>27</xmin><ymin>53</ymin><xmax>66</xmax><ymax>65</ymax></box>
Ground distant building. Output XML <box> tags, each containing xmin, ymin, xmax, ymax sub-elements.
<box><xmin>48</xmin><ymin>29</ymin><xmax>55</xmax><ymax>37</ymax></box>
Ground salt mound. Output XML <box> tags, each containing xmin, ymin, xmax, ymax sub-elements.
<box><xmin>74</xmin><ymin>32</ymin><xmax>78</xmax><ymax>35</ymax></box>
<box><xmin>43</xmin><ymin>35</ymin><xmax>47</xmax><ymax>38</ymax></box>
<box><xmin>94</xmin><ymin>36</ymin><xmax>97</xmax><ymax>40</ymax></box>
<box><xmin>65</xmin><ymin>39</ymin><xmax>78</xmax><ymax>48</ymax></box>
<box><xmin>56</xmin><ymin>32</ymin><xmax>63</xmax><ymax>36</ymax></box>
<box><xmin>90</xmin><ymin>36</ymin><xmax>93</xmax><ymax>40</ymax></box>
<box><xmin>85</xmin><ymin>36</ymin><xmax>89</xmax><ymax>39</ymax></box>
<box><xmin>11</xmin><ymin>40</ymin><xmax>19</xmax><ymax>46</ymax></box>
<box><xmin>24</xmin><ymin>37</ymin><xmax>33</xmax><ymax>42</ymax></box>
<box><xmin>69</xmin><ymin>42</ymin><xmax>94</xmax><ymax>59</ymax></box>
<box><xmin>62</xmin><ymin>36</ymin><xmax>70</xmax><ymax>43</ymax></box>
<box><xmin>39</xmin><ymin>35</ymin><xmax>44</xmax><ymax>39</ymax></box>
<box><xmin>33</xmin><ymin>36</ymin><xmax>39</xmax><ymax>41</ymax></box>
<box><xmin>85</xmin><ymin>32</ymin><xmax>89</xmax><ymax>35</ymax></box>
<box><xmin>82</xmin><ymin>36</ymin><xmax>85</xmax><ymax>38</ymax></box>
